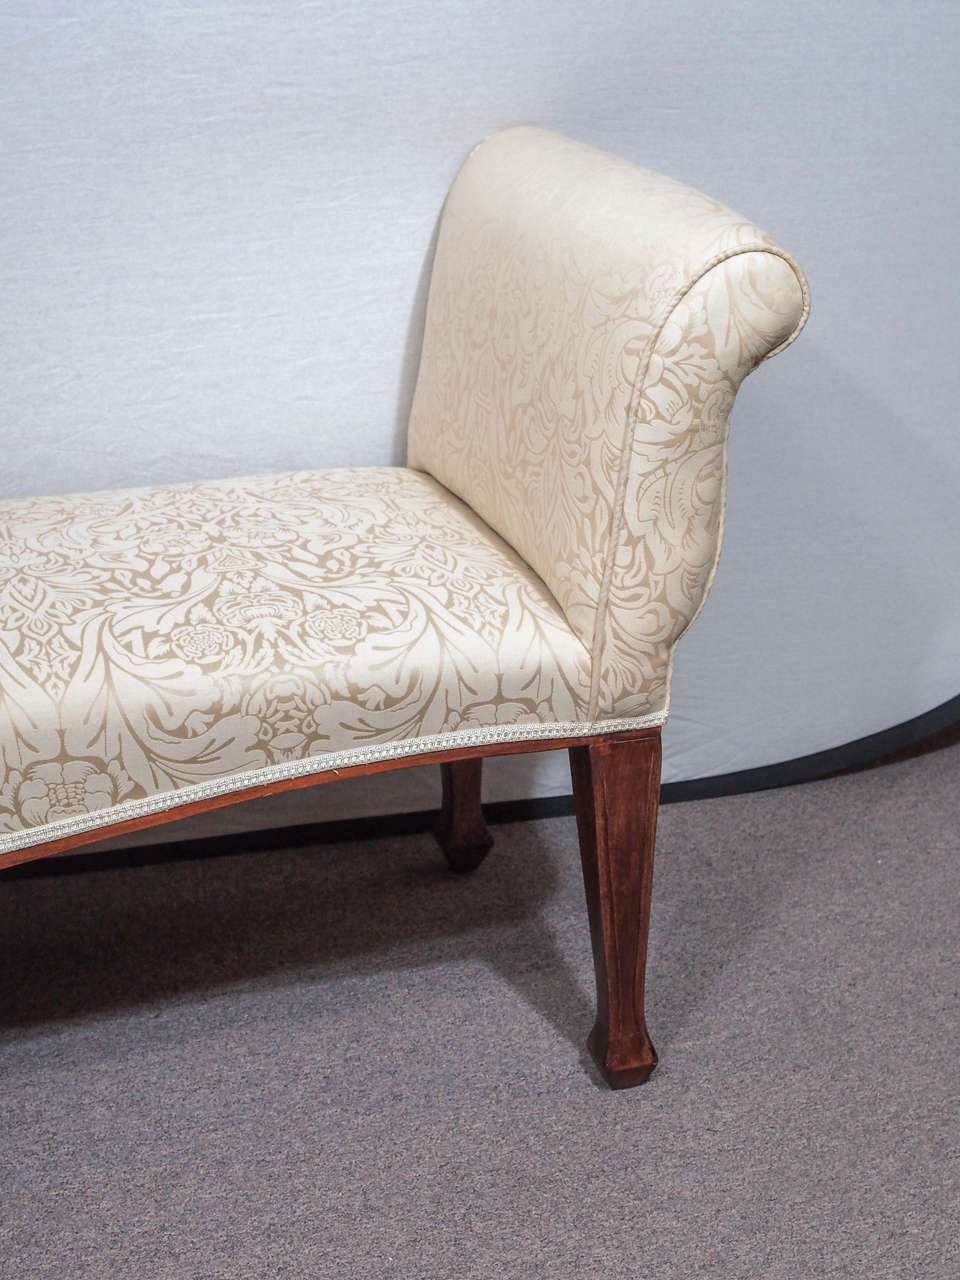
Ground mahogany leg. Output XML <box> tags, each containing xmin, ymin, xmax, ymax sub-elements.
<box><xmin>569</xmin><ymin>730</ymin><xmax>662</xmax><ymax>1089</ymax></box>
<box><xmin>434</xmin><ymin>758</ymin><xmax>494</xmax><ymax>873</ymax></box>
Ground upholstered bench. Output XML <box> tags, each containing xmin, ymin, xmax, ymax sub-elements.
<box><xmin>0</xmin><ymin>127</ymin><xmax>809</xmax><ymax>1087</ymax></box>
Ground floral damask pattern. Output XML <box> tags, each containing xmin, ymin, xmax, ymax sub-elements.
<box><xmin>0</xmin><ymin>468</ymin><xmax>591</xmax><ymax>845</ymax></box>
<box><xmin>593</xmin><ymin>248</ymin><xmax>808</xmax><ymax>718</ymax></box>
<box><xmin>408</xmin><ymin>126</ymin><xmax>809</xmax><ymax>720</ymax></box>
<box><xmin>0</xmin><ymin>127</ymin><xmax>809</xmax><ymax>855</ymax></box>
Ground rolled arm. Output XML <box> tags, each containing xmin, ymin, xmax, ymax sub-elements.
<box><xmin>590</xmin><ymin>247</ymin><xmax>808</xmax><ymax>719</ymax></box>
<box><xmin>408</xmin><ymin>126</ymin><xmax>810</xmax><ymax>725</ymax></box>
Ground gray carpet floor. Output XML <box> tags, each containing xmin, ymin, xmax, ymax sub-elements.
<box><xmin>2</xmin><ymin>740</ymin><xmax>958</xmax><ymax>1279</ymax></box>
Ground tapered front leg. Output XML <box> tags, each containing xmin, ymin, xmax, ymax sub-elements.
<box><xmin>434</xmin><ymin>758</ymin><xmax>494</xmax><ymax>873</ymax></box>
<box><xmin>569</xmin><ymin>731</ymin><xmax>662</xmax><ymax>1089</ymax></box>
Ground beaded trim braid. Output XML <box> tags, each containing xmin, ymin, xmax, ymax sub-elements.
<box><xmin>0</xmin><ymin>713</ymin><xmax>664</xmax><ymax>857</ymax></box>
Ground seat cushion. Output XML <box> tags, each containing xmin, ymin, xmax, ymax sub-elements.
<box><xmin>0</xmin><ymin>467</ymin><xmax>615</xmax><ymax>853</ymax></box>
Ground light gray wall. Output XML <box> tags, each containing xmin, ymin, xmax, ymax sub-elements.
<box><xmin>2</xmin><ymin>1</ymin><xmax>958</xmax><ymax>833</ymax></box>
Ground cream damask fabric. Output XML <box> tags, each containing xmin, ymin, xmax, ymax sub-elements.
<box><xmin>1</xmin><ymin>127</ymin><xmax>809</xmax><ymax>855</ymax></box>
<box><xmin>0</xmin><ymin>468</ymin><xmax>600</xmax><ymax>854</ymax></box>
<box><xmin>408</xmin><ymin>126</ymin><xmax>809</xmax><ymax>720</ymax></box>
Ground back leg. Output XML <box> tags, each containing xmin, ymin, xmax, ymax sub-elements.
<box><xmin>434</xmin><ymin>758</ymin><xmax>494</xmax><ymax>873</ymax></box>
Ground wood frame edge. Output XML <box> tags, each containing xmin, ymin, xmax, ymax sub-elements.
<box><xmin>0</xmin><ymin>727</ymin><xmax>661</xmax><ymax>873</ymax></box>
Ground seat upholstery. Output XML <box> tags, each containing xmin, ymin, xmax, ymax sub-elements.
<box><xmin>0</xmin><ymin>467</ymin><xmax>599</xmax><ymax>852</ymax></box>
<box><xmin>0</xmin><ymin>126</ymin><xmax>809</xmax><ymax>855</ymax></box>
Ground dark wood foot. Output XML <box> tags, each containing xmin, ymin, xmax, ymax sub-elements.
<box><xmin>434</xmin><ymin>758</ymin><xmax>494</xmax><ymax>873</ymax></box>
<box><xmin>569</xmin><ymin>730</ymin><xmax>662</xmax><ymax>1089</ymax></box>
